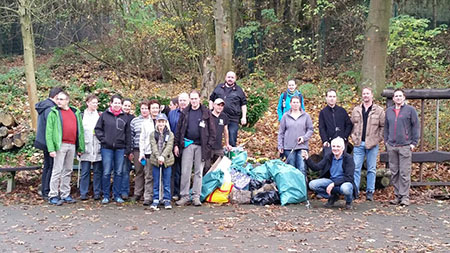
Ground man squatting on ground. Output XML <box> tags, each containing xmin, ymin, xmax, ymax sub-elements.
<box><xmin>303</xmin><ymin>137</ymin><xmax>357</xmax><ymax>210</ymax></box>
<box><xmin>174</xmin><ymin>91</ymin><xmax>216</xmax><ymax>206</ymax></box>
<box><xmin>384</xmin><ymin>89</ymin><xmax>420</xmax><ymax>206</ymax></box>
<box><xmin>46</xmin><ymin>91</ymin><xmax>85</xmax><ymax>205</ymax></box>
<box><xmin>350</xmin><ymin>87</ymin><xmax>385</xmax><ymax>201</ymax></box>
<box><xmin>209</xmin><ymin>71</ymin><xmax>247</xmax><ymax>147</ymax></box>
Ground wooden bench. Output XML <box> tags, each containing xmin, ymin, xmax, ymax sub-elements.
<box><xmin>0</xmin><ymin>166</ymin><xmax>41</xmax><ymax>192</ymax></box>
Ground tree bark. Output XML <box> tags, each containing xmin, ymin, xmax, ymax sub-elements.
<box><xmin>18</xmin><ymin>0</ymin><xmax>39</xmax><ymax>130</ymax></box>
<box><xmin>360</xmin><ymin>0</ymin><xmax>392</xmax><ymax>98</ymax></box>
<box><xmin>214</xmin><ymin>0</ymin><xmax>233</xmax><ymax>85</ymax></box>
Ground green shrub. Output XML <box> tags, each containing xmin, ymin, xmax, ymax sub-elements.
<box><xmin>246</xmin><ymin>94</ymin><xmax>269</xmax><ymax>128</ymax></box>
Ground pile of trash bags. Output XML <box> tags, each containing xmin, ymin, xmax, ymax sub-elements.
<box><xmin>201</xmin><ymin>150</ymin><xmax>307</xmax><ymax>206</ymax></box>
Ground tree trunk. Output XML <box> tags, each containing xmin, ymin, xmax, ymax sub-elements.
<box><xmin>0</xmin><ymin>126</ymin><xmax>8</xmax><ymax>137</ymax></box>
<box><xmin>0</xmin><ymin>112</ymin><xmax>16</xmax><ymax>127</ymax></box>
<box><xmin>360</xmin><ymin>0</ymin><xmax>392</xmax><ymax>98</ymax></box>
<box><xmin>18</xmin><ymin>0</ymin><xmax>38</xmax><ymax>130</ymax></box>
<box><xmin>214</xmin><ymin>0</ymin><xmax>233</xmax><ymax>85</ymax></box>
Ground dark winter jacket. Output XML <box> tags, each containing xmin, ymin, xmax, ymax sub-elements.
<box><xmin>174</xmin><ymin>104</ymin><xmax>216</xmax><ymax>162</ymax></box>
<box><xmin>305</xmin><ymin>152</ymin><xmax>357</xmax><ymax>199</ymax></box>
<box><xmin>34</xmin><ymin>98</ymin><xmax>57</xmax><ymax>150</ymax></box>
<box><xmin>384</xmin><ymin>103</ymin><xmax>420</xmax><ymax>146</ymax></box>
<box><xmin>318</xmin><ymin>105</ymin><xmax>353</xmax><ymax>143</ymax></box>
<box><xmin>95</xmin><ymin>109</ymin><xmax>131</xmax><ymax>154</ymax></box>
<box><xmin>209</xmin><ymin>83</ymin><xmax>247</xmax><ymax>122</ymax></box>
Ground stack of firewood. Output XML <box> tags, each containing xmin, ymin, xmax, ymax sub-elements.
<box><xmin>0</xmin><ymin>112</ymin><xmax>28</xmax><ymax>150</ymax></box>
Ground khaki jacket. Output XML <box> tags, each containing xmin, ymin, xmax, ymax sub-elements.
<box><xmin>350</xmin><ymin>103</ymin><xmax>385</xmax><ymax>149</ymax></box>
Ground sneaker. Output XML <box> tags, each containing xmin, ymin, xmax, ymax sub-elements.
<box><xmin>172</xmin><ymin>195</ymin><xmax>180</xmax><ymax>201</ymax></box>
<box><xmin>63</xmin><ymin>196</ymin><xmax>77</xmax><ymax>204</ymax></box>
<box><xmin>150</xmin><ymin>202</ymin><xmax>159</xmax><ymax>211</ymax></box>
<box><xmin>389</xmin><ymin>198</ymin><xmax>401</xmax><ymax>205</ymax></box>
<box><xmin>115</xmin><ymin>197</ymin><xmax>125</xmax><ymax>203</ymax></box>
<box><xmin>93</xmin><ymin>195</ymin><xmax>101</xmax><ymax>200</ymax></box>
<box><xmin>400</xmin><ymin>198</ymin><xmax>410</xmax><ymax>206</ymax></box>
<box><xmin>164</xmin><ymin>201</ymin><xmax>172</xmax><ymax>210</ymax></box>
<box><xmin>42</xmin><ymin>196</ymin><xmax>49</xmax><ymax>201</ymax></box>
<box><xmin>366</xmin><ymin>192</ymin><xmax>374</xmax><ymax>201</ymax></box>
<box><xmin>143</xmin><ymin>200</ymin><xmax>151</xmax><ymax>206</ymax></box>
<box><xmin>49</xmin><ymin>197</ymin><xmax>63</xmax><ymax>206</ymax></box>
<box><xmin>192</xmin><ymin>198</ymin><xmax>202</xmax><ymax>207</ymax></box>
<box><xmin>175</xmin><ymin>197</ymin><xmax>190</xmax><ymax>206</ymax></box>
<box><xmin>101</xmin><ymin>198</ymin><xmax>109</xmax><ymax>204</ymax></box>
<box><xmin>345</xmin><ymin>202</ymin><xmax>353</xmax><ymax>210</ymax></box>
<box><xmin>324</xmin><ymin>194</ymin><xmax>338</xmax><ymax>207</ymax></box>
<box><xmin>80</xmin><ymin>195</ymin><xmax>89</xmax><ymax>201</ymax></box>
<box><xmin>121</xmin><ymin>194</ymin><xmax>129</xmax><ymax>200</ymax></box>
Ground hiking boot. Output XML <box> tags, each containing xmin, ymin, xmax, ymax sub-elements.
<box><xmin>49</xmin><ymin>197</ymin><xmax>63</xmax><ymax>206</ymax></box>
<box><xmin>366</xmin><ymin>192</ymin><xmax>374</xmax><ymax>201</ymax></box>
<box><xmin>115</xmin><ymin>197</ymin><xmax>125</xmax><ymax>203</ymax></box>
<box><xmin>143</xmin><ymin>200</ymin><xmax>151</xmax><ymax>206</ymax></box>
<box><xmin>121</xmin><ymin>194</ymin><xmax>129</xmax><ymax>201</ymax></box>
<box><xmin>80</xmin><ymin>195</ymin><xmax>89</xmax><ymax>201</ymax></box>
<box><xmin>175</xmin><ymin>197</ymin><xmax>190</xmax><ymax>206</ymax></box>
<box><xmin>345</xmin><ymin>202</ymin><xmax>353</xmax><ymax>210</ymax></box>
<box><xmin>131</xmin><ymin>195</ymin><xmax>142</xmax><ymax>202</ymax></box>
<box><xmin>192</xmin><ymin>198</ymin><xmax>202</xmax><ymax>207</ymax></box>
<box><xmin>93</xmin><ymin>195</ymin><xmax>101</xmax><ymax>200</ymax></box>
<box><xmin>63</xmin><ymin>196</ymin><xmax>77</xmax><ymax>204</ymax></box>
<box><xmin>164</xmin><ymin>200</ymin><xmax>172</xmax><ymax>210</ymax></box>
<box><xmin>324</xmin><ymin>194</ymin><xmax>338</xmax><ymax>207</ymax></box>
<box><xmin>101</xmin><ymin>198</ymin><xmax>110</xmax><ymax>204</ymax></box>
<box><xmin>400</xmin><ymin>198</ymin><xmax>410</xmax><ymax>206</ymax></box>
<box><xmin>389</xmin><ymin>198</ymin><xmax>401</xmax><ymax>205</ymax></box>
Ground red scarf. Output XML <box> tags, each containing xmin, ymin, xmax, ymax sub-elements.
<box><xmin>109</xmin><ymin>106</ymin><xmax>122</xmax><ymax>116</ymax></box>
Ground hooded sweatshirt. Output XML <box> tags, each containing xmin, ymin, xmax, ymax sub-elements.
<box><xmin>34</xmin><ymin>98</ymin><xmax>57</xmax><ymax>151</ymax></box>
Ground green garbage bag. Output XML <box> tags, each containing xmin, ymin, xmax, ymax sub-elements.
<box><xmin>200</xmin><ymin>170</ymin><xmax>224</xmax><ymax>202</ymax></box>
<box><xmin>230</xmin><ymin>151</ymin><xmax>247</xmax><ymax>167</ymax></box>
<box><xmin>250</xmin><ymin>163</ymin><xmax>271</xmax><ymax>181</ymax></box>
<box><xmin>266</xmin><ymin>159</ymin><xmax>307</xmax><ymax>205</ymax></box>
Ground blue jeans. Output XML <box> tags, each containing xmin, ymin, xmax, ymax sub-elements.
<box><xmin>41</xmin><ymin>150</ymin><xmax>54</xmax><ymax>198</ymax></box>
<box><xmin>153</xmin><ymin>165</ymin><xmax>172</xmax><ymax>202</ymax></box>
<box><xmin>121</xmin><ymin>157</ymin><xmax>132</xmax><ymax>197</ymax></box>
<box><xmin>80</xmin><ymin>161</ymin><xmax>103</xmax><ymax>197</ymax></box>
<box><xmin>309</xmin><ymin>178</ymin><xmax>353</xmax><ymax>203</ymax></box>
<box><xmin>228</xmin><ymin>121</ymin><xmax>239</xmax><ymax>147</ymax></box>
<box><xmin>101</xmin><ymin>148</ymin><xmax>125</xmax><ymax>199</ymax></box>
<box><xmin>283</xmin><ymin>149</ymin><xmax>306</xmax><ymax>175</ymax></box>
<box><xmin>353</xmin><ymin>142</ymin><xmax>379</xmax><ymax>195</ymax></box>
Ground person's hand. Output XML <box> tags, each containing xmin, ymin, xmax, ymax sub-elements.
<box><xmin>225</xmin><ymin>144</ymin><xmax>232</xmax><ymax>152</ymax></box>
<box><xmin>241</xmin><ymin>117</ymin><xmax>247</xmax><ymax>126</ymax></box>
<box><xmin>139</xmin><ymin>155</ymin><xmax>145</xmax><ymax>162</ymax></box>
<box><xmin>77</xmin><ymin>152</ymin><xmax>82</xmax><ymax>156</ymax></box>
<box><xmin>298</xmin><ymin>137</ymin><xmax>304</xmax><ymax>144</ymax></box>
<box><xmin>323</xmin><ymin>141</ymin><xmax>330</xmax><ymax>147</ymax></box>
<box><xmin>410</xmin><ymin>144</ymin><xmax>415</xmax><ymax>151</ymax></box>
<box><xmin>128</xmin><ymin>153</ymin><xmax>134</xmax><ymax>161</ymax></box>
<box><xmin>326</xmin><ymin>182</ymin><xmax>335</xmax><ymax>196</ymax></box>
<box><xmin>301</xmin><ymin>150</ymin><xmax>308</xmax><ymax>160</ymax></box>
<box><xmin>49</xmin><ymin>151</ymin><xmax>57</xmax><ymax>158</ymax></box>
<box><xmin>158</xmin><ymin>156</ymin><xmax>165</xmax><ymax>163</ymax></box>
<box><xmin>278</xmin><ymin>148</ymin><xmax>284</xmax><ymax>154</ymax></box>
<box><xmin>174</xmin><ymin>146</ymin><xmax>179</xmax><ymax>157</ymax></box>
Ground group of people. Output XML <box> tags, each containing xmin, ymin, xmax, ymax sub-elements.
<box><xmin>277</xmin><ymin>84</ymin><xmax>420</xmax><ymax>209</ymax></box>
<box><xmin>34</xmin><ymin>71</ymin><xmax>247</xmax><ymax>210</ymax></box>
<box><xmin>33</xmin><ymin>70</ymin><xmax>420</xmax><ymax>210</ymax></box>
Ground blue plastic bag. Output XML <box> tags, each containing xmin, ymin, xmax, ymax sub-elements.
<box><xmin>266</xmin><ymin>159</ymin><xmax>307</xmax><ymax>205</ymax></box>
<box><xmin>200</xmin><ymin>170</ymin><xmax>224</xmax><ymax>202</ymax></box>
<box><xmin>250</xmin><ymin>163</ymin><xmax>271</xmax><ymax>181</ymax></box>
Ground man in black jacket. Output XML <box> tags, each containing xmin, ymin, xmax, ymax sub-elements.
<box><xmin>34</xmin><ymin>86</ymin><xmax>63</xmax><ymax>200</ymax></box>
<box><xmin>209</xmin><ymin>71</ymin><xmax>247</xmax><ymax>147</ymax></box>
<box><xmin>302</xmin><ymin>137</ymin><xmax>356</xmax><ymax>209</ymax></box>
<box><xmin>174</xmin><ymin>91</ymin><xmax>216</xmax><ymax>206</ymax></box>
<box><xmin>318</xmin><ymin>89</ymin><xmax>353</xmax><ymax>156</ymax></box>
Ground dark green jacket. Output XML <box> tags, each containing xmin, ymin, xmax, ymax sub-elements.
<box><xmin>45</xmin><ymin>106</ymin><xmax>85</xmax><ymax>153</ymax></box>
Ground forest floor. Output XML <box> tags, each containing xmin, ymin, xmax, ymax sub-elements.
<box><xmin>1</xmin><ymin>198</ymin><xmax>449</xmax><ymax>252</ymax></box>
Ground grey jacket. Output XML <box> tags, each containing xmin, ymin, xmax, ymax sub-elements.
<box><xmin>384</xmin><ymin>103</ymin><xmax>420</xmax><ymax>146</ymax></box>
<box><xmin>278</xmin><ymin>110</ymin><xmax>314</xmax><ymax>150</ymax></box>
<box><xmin>80</xmin><ymin>109</ymin><xmax>101</xmax><ymax>162</ymax></box>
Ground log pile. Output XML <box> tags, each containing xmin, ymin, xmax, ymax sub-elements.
<box><xmin>0</xmin><ymin>112</ymin><xmax>28</xmax><ymax>150</ymax></box>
